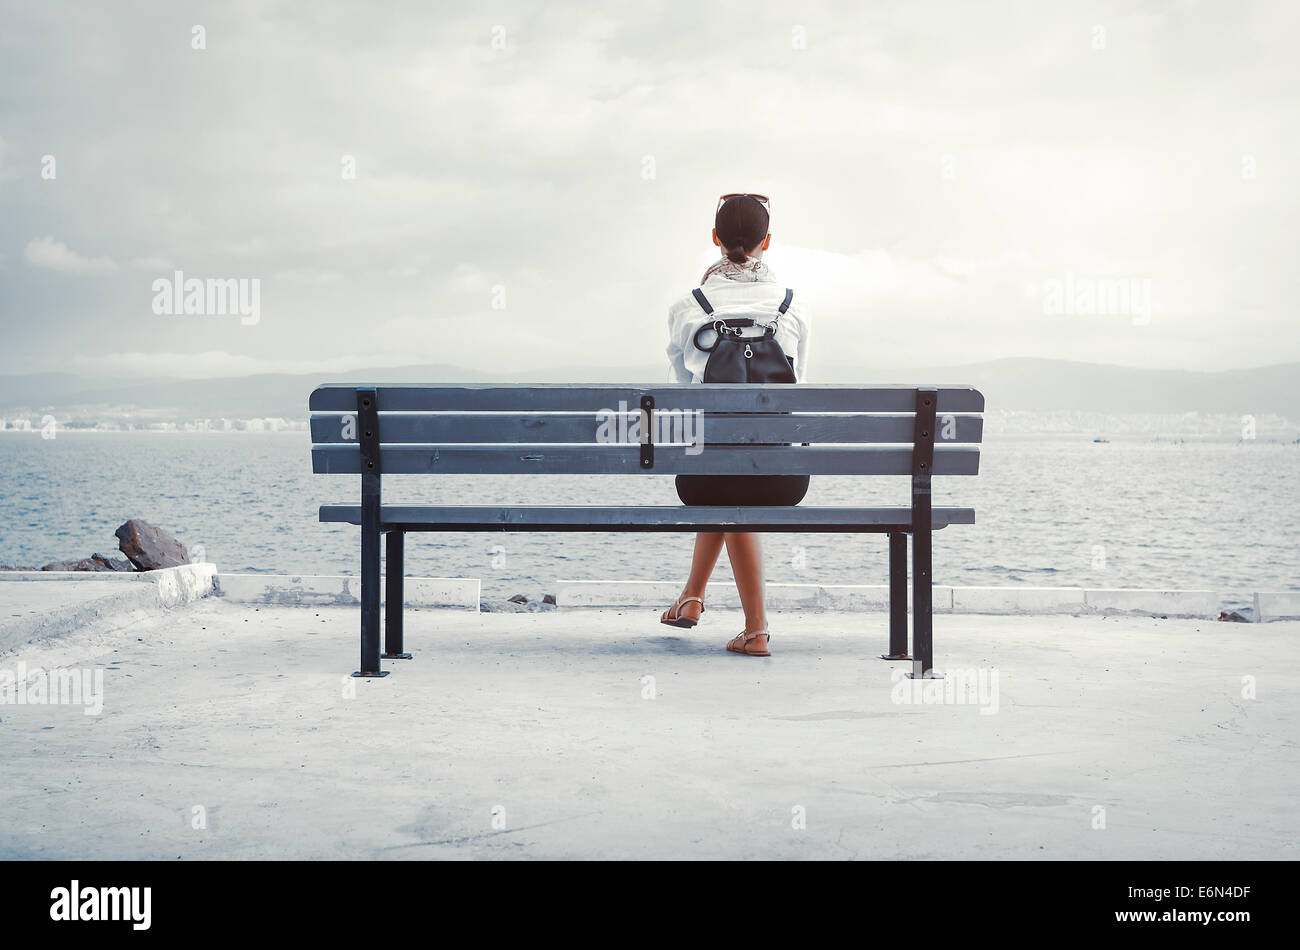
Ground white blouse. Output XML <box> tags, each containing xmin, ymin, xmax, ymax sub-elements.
<box><xmin>666</xmin><ymin>273</ymin><xmax>812</xmax><ymax>384</ymax></box>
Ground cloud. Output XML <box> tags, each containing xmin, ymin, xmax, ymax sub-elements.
<box><xmin>0</xmin><ymin>136</ymin><xmax>19</xmax><ymax>184</ymax></box>
<box><xmin>130</xmin><ymin>256</ymin><xmax>175</xmax><ymax>271</ymax></box>
<box><xmin>272</xmin><ymin>267</ymin><xmax>344</xmax><ymax>284</ymax></box>
<box><xmin>23</xmin><ymin>236</ymin><xmax>117</xmax><ymax>274</ymax></box>
<box><xmin>2</xmin><ymin>1</ymin><xmax>1298</xmax><ymax>375</ymax></box>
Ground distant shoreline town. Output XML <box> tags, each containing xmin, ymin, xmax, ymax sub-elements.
<box><xmin>0</xmin><ymin>416</ymin><xmax>306</xmax><ymax>433</ymax></box>
<box><xmin>0</xmin><ymin>409</ymin><xmax>1294</xmax><ymax>441</ymax></box>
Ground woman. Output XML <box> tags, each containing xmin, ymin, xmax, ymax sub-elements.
<box><xmin>662</xmin><ymin>193</ymin><xmax>812</xmax><ymax>657</ymax></box>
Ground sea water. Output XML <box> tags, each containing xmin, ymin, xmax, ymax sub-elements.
<box><xmin>0</xmin><ymin>428</ymin><xmax>1295</xmax><ymax>606</ymax></box>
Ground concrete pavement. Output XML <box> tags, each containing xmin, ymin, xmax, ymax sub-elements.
<box><xmin>1</xmin><ymin>599</ymin><xmax>1294</xmax><ymax>859</ymax></box>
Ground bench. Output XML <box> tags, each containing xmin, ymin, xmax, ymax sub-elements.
<box><xmin>309</xmin><ymin>383</ymin><xmax>985</xmax><ymax>679</ymax></box>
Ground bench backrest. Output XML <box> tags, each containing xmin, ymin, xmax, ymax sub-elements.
<box><xmin>309</xmin><ymin>384</ymin><xmax>984</xmax><ymax>477</ymax></box>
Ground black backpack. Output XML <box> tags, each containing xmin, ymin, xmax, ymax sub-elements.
<box><xmin>690</xmin><ymin>287</ymin><xmax>797</xmax><ymax>383</ymax></box>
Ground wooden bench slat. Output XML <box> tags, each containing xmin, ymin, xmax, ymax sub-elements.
<box><xmin>309</xmin><ymin>383</ymin><xmax>986</xmax><ymax>413</ymax></box>
<box><xmin>308</xmin><ymin>412</ymin><xmax>984</xmax><ymax>445</ymax></box>
<box><xmin>311</xmin><ymin>444</ymin><xmax>981</xmax><ymax>476</ymax></box>
<box><xmin>319</xmin><ymin>504</ymin><xmax>975</xmax><ymax>531</ymax></box>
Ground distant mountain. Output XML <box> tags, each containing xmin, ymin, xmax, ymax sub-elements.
<box><xmin>0</xmin><ymin>364</ymin><xmax>494</xmax><ymax>418</ymax></box>
<box><xmin>0</xmin><ymin>372</ymin><xmax>179</xmax><ymax>408</ymax></box>
<box><xmin>0</xmin><ymin>358</ymin><xmax>1295</xmax><ymax>419</ymax></box>
<box><xmin>816</xmin><ymin>358</ymin><xmax>1300</xmax><ymax>416</ymax></box>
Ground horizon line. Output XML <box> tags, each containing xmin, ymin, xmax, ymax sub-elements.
<box><xmin>3</xmin><ymin>354</ymin><xmax>1298</xmax><ymax>384</ymax></box>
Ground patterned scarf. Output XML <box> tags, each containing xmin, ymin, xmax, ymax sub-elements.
<box><xmin>700</xmin><ymin>255</ymin><xmax>776</xmax><ymax>285</ymax></box>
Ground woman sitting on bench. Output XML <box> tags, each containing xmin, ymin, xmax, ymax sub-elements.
<box><xmin>661</xmin><ymin>193</ymin><xmax>812</xmax><ymax>657</ymax></box>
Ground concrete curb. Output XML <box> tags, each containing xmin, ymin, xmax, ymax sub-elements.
<box><xmin>952</xmin><ymin>586</ymin><xmax>1086</xmax><ymax>614</ymax></box>
<box><xmin>0</xmin><ymin>569</ymin><xmax>177</xmax><ymax>583</ymax></box>
<box><xmin>3</xmin><ymin>568</ymin><xmax>1284</xmax><ymax>627</ymax></box>
<box><xmin>214</xmin><ymin>573</ymin><xmax>480</xmax><ymax>610</ymax></box>
<box><xmin>555</xmin><ymin>580</ymin><xmax>1231</xmax><ymax>618</ymax></box>
<box><xmin>1084</xmin><ymin>588</ymin><xmax>1222</xmax><ymax>618</ymax></box>
<box><xmin>1255</xmin><ymin>591</ymin><xmax>1300</xmax><ymax>622</ymax></box>
<box><xmin>554</xmin><ymin>580</ymin><xmax>957</xmax><ymax>611</ymax></box>
<box><xmin>0</xmin><ymin>564</ymin><xmax>217</xmax><ymax>653</ymax></box>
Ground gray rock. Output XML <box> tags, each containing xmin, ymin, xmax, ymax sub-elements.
<box><xmin>479</xmin><ymin>598</ymin><xmax>557</xmax><ymax>613</ymax></box>
<box><xmin>41</xmin><ymin>558</ymin><xmax>104</xmax><ymax>572</ymax></box>
<box><xmin>91</xmin><ymin>552</ymin><xmax>135</xmax><ymax>572</ymax></box>
<box><xmin>21</xmin><ymin>551</ymin><xmax>134</xmax><ymax>572</ymax></box>
<box><xmin>115</xmin><ymin>519</ymin><xmax>190</xmax><ymax>571</ymax></box>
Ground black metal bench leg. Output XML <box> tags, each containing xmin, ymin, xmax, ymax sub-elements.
<box><xmin>383</xmin><ymin>531</ymin><xmax>412</xmax><ymax>659</ymax></box>
<box><xmin>881</xmin><ymin>531</ymin><xmax>910</xmax><ymax>660</ymax></box>
<box><xmin>909</xmin><ymin>387</ymin><xmax>938</xmax><ymax>679</ymax></box>
<box><xmin>354</xmin><ymin>502</ymin><xmax>387</xmax><ymax>677</ymax></box>
<box><xmin>354</xmin><ymin>385</ymin><xmax>388</xmax><ymax>678</ymax></box>
<box><xmin>911</xmin><ymin>499</ymin><xmax>935</xmax><ymax>679</ymax></box>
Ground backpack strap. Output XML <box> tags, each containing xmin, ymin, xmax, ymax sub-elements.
<box><xmin>763</xmin><ymin>287</ymin><xmax>794</xmax><ymax>332</ymax></box>
<box><xmin>691</xmin><ymin>288</ymin><xmax>714</xmax><ymax>315</ymax></box>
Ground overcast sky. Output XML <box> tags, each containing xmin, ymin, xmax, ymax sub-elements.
<box><xmin>1</xmin><ymin>0</ymin><xmax>1296</xmax><ymax>379</ymax></box>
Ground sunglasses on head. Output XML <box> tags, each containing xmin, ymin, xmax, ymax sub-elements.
<box><xmin>717</xmin><ymin>193</ymin><xmax>771</xmax><ymax>214</ymax></box>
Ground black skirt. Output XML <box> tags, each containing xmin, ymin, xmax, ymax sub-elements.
<box><xmin>675</xmin><ymin>474</ymin><xmax>810</xmax><ymax>507</ymax></box>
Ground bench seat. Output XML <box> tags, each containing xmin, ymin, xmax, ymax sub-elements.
<box><xmin>319</xmin><ymin>504</ymin><xmax>974</xmax><ymax>532</ymax></box>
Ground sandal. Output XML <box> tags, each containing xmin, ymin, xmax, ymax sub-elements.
<box><xmin>726</xmin><ymin>627</ymin><xmax>771</xmax><ymax>657</ymax></box>
<box><xmin>660</xmin><ymin>594</ymin><xmax>705</xmax><ymax>629</ymax></box>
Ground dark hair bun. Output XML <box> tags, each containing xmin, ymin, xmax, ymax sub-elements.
<box><xmin>715</xmin><ymin>195</ymin><xmax>769</xmax><ymax>262</ymax></box>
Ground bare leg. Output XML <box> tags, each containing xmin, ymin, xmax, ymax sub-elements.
<box><xmin>663</xmin><ymin>531</ymin><xmax>724</xmax><ymax>624</ymax></box>
<box><xmin>723</xmin><ymin>531</ymin><xmax>766</xmax><ymax>632</ymax></box>
<box><xmin>685</xmin><ymin>531</ymin><xmax>725</xmax><ymax>598</ymax></box>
